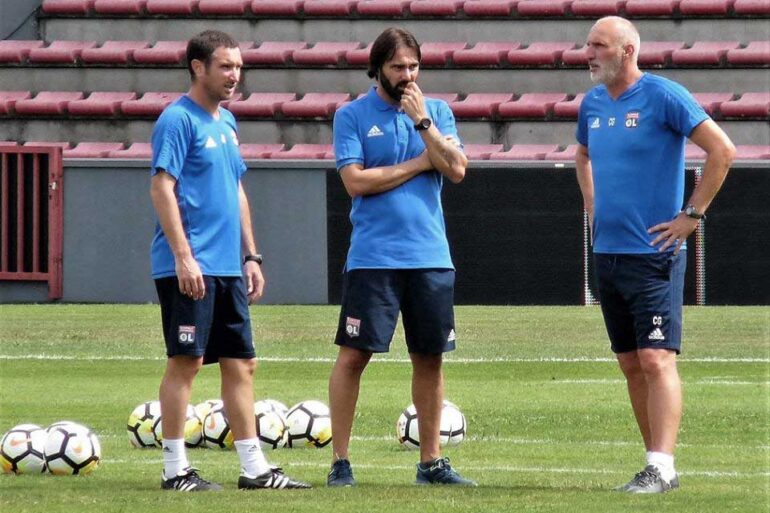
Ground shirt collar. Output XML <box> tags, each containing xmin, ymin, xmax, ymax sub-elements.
<box><xmin>368</xmin><ymin>86</ymin><xmax>401</xmax><ymax>112</ymax></box>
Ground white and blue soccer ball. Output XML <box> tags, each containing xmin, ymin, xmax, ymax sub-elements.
<box><xmin>286</xmin><ymin>400</ymin><xmax>332</xmax><ymax>448</ymax></box>
<box><xmin>44</xmin><ymin>421</ymin><xmax>101</xmax><ymax>475</ymax></box>
<box><xmin>0</xmin><ymin>423</ymin><xmax>47</xmax><ymax>474</ymax></box>
<box><xmin>396</xmin><ymin>400</ymin><xmax>467</xmax><ymax>450</ymax></box>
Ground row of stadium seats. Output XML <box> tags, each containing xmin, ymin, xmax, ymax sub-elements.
<box><xmin>2</xmin><ymin>90</ymin><xmax>767</xmax><ymax>119</ymax></box>
<box><xmin>40</xmin><ymin>0</ymin><xmax>770</xmax><ymax>17</ymax></box>
<box><xmin>2</xmin><ymin>39</ymin><xmax>767</xmax><ymax>66</ymax></box>
<box><xmin>3</xmin><ymin>140</ymin><xmax>768</xmax><ymax>160</ymax></box>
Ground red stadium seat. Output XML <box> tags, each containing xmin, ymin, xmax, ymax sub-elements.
<box><xmin>671</xmin><ymin>41</ymin><xmax>740</xmax><ymax>65</ymax></box>
<box><xmin>685</xmin><ymin>144</ymin><xmax>706</xmax><ymax>160</ymax></box>
<box><xmin>544</xmin><ymin>145</ymin><xmax>578</xmax><ymax>160</ymax></box>
<box><xmin>516</xmin><ymin>0</ymin><xmax>572</xmax><ymax>16</ymax></box>
<box><xmin>625</xmin><ymin>0</ymin><xmax>679</xmax><ymax>15</ymax></box>
<box><xmin>489</xmin><ymin>144</ymin><xmax>560</xmax><ymax>160</ymax></box>
<box><xmin>41</xmin><ymin>0</ymin><xmax>95</xmax><ymax>14</ymax></box>
<box><xmin>734</xmin><ymin>145</ymin><xmax>770</xmax><ymax>159</ymax></box>
<box><xmin>679</xmin><ymin>0</ymin><xmax>734</xmax><ymax>15</ymax></box>
<box><xmin>23</xmin><ymin>141</ymin><xmax>72</xmax><ymax>150</ymax></box>
<box><xmin>692</xmin><ymin>92</ymin><xmax>733</xmax><ymax>115</ymax></box>
<box><xmin>0</xmin><ymin>91</ymin><xmax>32</xmax><ymax>115</ymax></box>
<box><xmin>239</xmin><ymin>144</ymin><xmax>286</xmax><ymax>159</ymax></box>
<box><xmin>638</xmin><ymin>41</ymin><xmax>685</xmax><ymax>65</ymax></box>
<box><xmin>145</xmin><ymin>0</ymin><xmax>197</xmax><ymax>14</ymax></box>
<box><xmin>420</xmin><ymin>42</ymin><xmax>468</xmax><ymax>66</ymax></box>
<box><xmin>507</xmin><ymin>42</ymin><xmax>575</xmax><ymax>66</ymax></box>
<box><xmin>345</xmin><ymin>43</ymin><xmax>372</xmax><ymax>65</ymax></box>
<box><xmin>425</xmin><ymin>93</ymin><xmax>460</xmax><ymax>103</ymax></box>
<box><xmin>219</xmin><ymin>92</ymin><xmax>243</xmax><ymax>110</ymax></box>
<box><xmin>120</xmin><ymin>92</ymin><xmax>183</xmax><ymax>116</ymax></box>
<box><xmin>227</xmin><ymin>93</ymin><xmax>297</xmax><ymax>117</ymax></box>
<box><xmin>553</xmin><ymin>94</ymin><xmax>584</xmax><ymax>118</ymax></box>
<box><xmin>356</xmin><ymin>0</ymin><xmax>411</xmax><ymax>15</ymax></box>
<box><xmin>734</xmin><ymin>0</ymin><xmax>770</xmax><ymax>14</ymax></box>
<box><xmin>242</xmin><ymin>42</ymin><xmax>308</xmax><ymax>64</ymax></box>
<box><xmin>93</xmin><ymin>0</ymin><xmax>147</xmax><ymax>14</ymax></box>
<box><xmin>463</xmin><ymin>0</ymin><xmax>518</xmax><ymax>16</ymax></box>
<box><xmin>106</xmin><ymin>142</ymin><xmax>152</xmax><ymax>158</ymax></box>
<box><xmin>719</xmin><ymin>92</ymin><xmax>770</xmax><ymax>118</ymax></box>
<box><xmin>0</xmin><ymin>141</ymin><xmax>19</xmax><ymax>147</ymax></box>
<box><xmin>198</xmin><ymin>0</ymin><xmax>250</xmax><ymax>14</ymax></box>
<box><xmin>409</xmin><ymin>0</ymin><xmax>464</xmax><ymax>15</ymax></box>
<box><xmin>80</xmin><ymin>41</ymin><xmax>151</xmax><ymax>64</ymax></box>
<box><xmin>68</xmin><ymin>92</ymin><xmax>138</xmax><ymax>116</ymax></box>
<box><xmin>463</xmin><ymin>144</ymin><xmax>504</xmax><ymax>160</ymax></box>
<box><xmin>449</xmin><ymin>93</ymin><xmax>514</xmax><ymax>117</ymax></box>
<box><xmin>0</xmin><ymin>41</ymin><xmax>45</xmax><ymax>64</ymax></box>
<box><xmin>561</xmin><ymin>45</ymin><xmax>590</xmax><ymax>65</ymax></box>
<box><xmin>14</xmin><ymin>91</ymin><xmax>84</xmax><ymax>116</ymax></box>
<box><xmin>250</xmin><ymin>0</ymin><xmax>304</xmax><ymax>14</ymax></box>
<box><xmin>453</xmin><ymin>42</ymin><xmax>521</xmax><ymax>66</ymax></box>
<box><xmin>499</xmin><ymin>93</ymin><xmax>568</xmax><ymax>117</ymax></box>
<box><xmin>571</xmin><ymin>1</ymin><xmax>626</xmax><ymax>15</ymax></box>
<box><xmin>65</xmin><ymin>142</ymin><xmax>125</xmax><ymax>158</ymax></box>
<box><xmin>132</xmin><ymin>41</ymin><xmax>187</xmax><ymax>64</ymax></box>
<box><xmin>271</xmin><ymin>144</ymin><xmax>333</xmax><ymax>159</ymax></box>
<box><xmin>28</xmin><ymin>41</ymin><xmax>98</xmax><ymax>64</ymax></box>
<box><xmin>281</xmin><ymin>93</ymin><xmax>350</xmax><ymax>117</ymax></box>
<box><xmin>727</xmin><ymin>41</ymin><xmax>770</xmax><ymax>65</ymax></box>
<box><xmin>293</xmin><ymin>42</ymin><xmax>361</xmax><ymax>65</ymax></box>
<box><xmin>302</xmin><ymin>0</ymin><xmax>357</xmax><ymax>15</ymax></box>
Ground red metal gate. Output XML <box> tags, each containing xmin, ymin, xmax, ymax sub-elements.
<box><xmin>0</xmin><ymin>145</ymin><xmax>64</xmax><ymax>300</ymax></box>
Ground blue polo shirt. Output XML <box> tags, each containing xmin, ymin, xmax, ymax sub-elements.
<box><xmin>333</xmin><ymin>86</ymin><xmax>460</xmax><ymax>270</ymax></box>
<box><xmin>150</xmin><ymin>96</ymin><xmax>247</xmax><ymax>278</ymax></box>
<box><xmin>576</xmin><ymin>73</ymin><xmax>709</xmax><ymax>254</ymax></box>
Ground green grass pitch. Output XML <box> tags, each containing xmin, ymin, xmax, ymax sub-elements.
<box><xmin>0</xmin><ymin>305</ymin><xmax>767</xmax><ymax>512</ymax></box>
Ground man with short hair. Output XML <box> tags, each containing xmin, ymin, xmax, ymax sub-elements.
<box><xmin>575</xmin><ymin>17</ymin><xmax>735</xmax><ymax>493</ymax></box>
<box><xmin>150</xmin><ymin>29</ymin><xmax>310</xmax><ymax>491</ymax></box>
<box><xmin>326</xmin><ymin>27</ymin><xmax>475</xmax><ymax>487</ymax></box>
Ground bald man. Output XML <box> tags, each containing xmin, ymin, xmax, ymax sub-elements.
<box><xmin>575</xmin><ymin>17</ymin><xmax>735</xmax><ymax>493</ymax></box>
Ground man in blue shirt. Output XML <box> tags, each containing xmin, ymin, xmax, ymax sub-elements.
<box><xmin>150</xmin><ymin>30</ymin><xmax>309</xmax><ymax>492</ymax></box>
<box><xmin>575</xmin><ymin>17</ymin><xmax>735</xmax><ymax>493</ymax></box>
<box><xmin>326</xmin><ymin>27</ymin><xmax>475</xmax><ymax>487</ymax></box>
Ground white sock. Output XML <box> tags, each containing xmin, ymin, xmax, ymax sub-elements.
<box><xmin>234</xmin><ymin>438</ymin><xmax>270</xmax><ymax>478</ymax></box>
<box><xmin>647</xmin><ymin>451</ymin><xmax>676</xmax><ymax>482</ymax></box>
<box><xmin>162</xmin><ymin>438</ymin><xmax>190</xmax><ymax>479</ymax></box>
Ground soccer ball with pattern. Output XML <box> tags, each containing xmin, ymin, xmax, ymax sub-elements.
<box><xmin>286</xmin><ymin>400</ymin><xmax>332</xmax><ymax>448</ymax></box>
<box><xmin>0</xmin><ymin>424</ymin><xmax>47</xmax><ymax>474</ymax></box>
<box><xmin>127</xmin><ymin>400</ymin><xmax>161</xmax><ymax>448</ymax></box>
<box><xmin>396</xmin><ymin>401</ymin><xmax>467</xmax><ymax>450</ymax></box>
<box><xmin>253</xmin><ymin>403</ymin><xmax>287</xmax><ymax>450</ymax></box>
<box><xmin>152</xmin><ymin>404</ymin><xmax>203</xmax><ymax>448</ymax></box>
<box><xmin>202</xmin><ymin>405</ymin><xmax>233</xmax><ymax>449</ymax></box>
<box><xmin>44</xmin><ymin>422</ymin><xmax>101</xmax><ymax>475</ymax></box>
<box><xmin>193</xmin><ymin>399</ymin><xmax>223</xmax><ymax>424</ymax></box>
<box><xmin>254</xmin><ymin>399</ymin><xmax>288</xmax><ymax>418</ymax></box>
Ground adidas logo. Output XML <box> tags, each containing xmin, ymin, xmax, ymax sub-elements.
<box><xmin>648</xmin><ymin>328</ymin><xmax>665</xmax><ymax>341</ymax></box>
<box><xmin>367</xmin><ymin>125</ymin><xmax>384</xmax><ymax>137</ymax></box>
<box><xmin>590</xmin><ymin>117</ymin><xmax>601</xmax><ymax>129</ymax></box>
<box><xmin>447</xmin><ymin>329</ymin><xmax>456</xmax><ymax>342</ymax></box>
<box><xmin>205</xmin><ymin>136</ymin><xmax>217</xmax><ymax>148</ymax></box>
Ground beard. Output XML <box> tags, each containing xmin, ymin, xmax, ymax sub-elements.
<box><xmin>379</xmin><ymin>74</ymin><xmax>410</xmax><ymax>102</ymax></box>
<box><xmin>589</xmin><ymin>54</ymin><xmax>623</xmax><ymax>85</ymax></box>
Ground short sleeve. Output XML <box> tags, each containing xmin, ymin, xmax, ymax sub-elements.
<box><xmin>662</xmin><ymin>81</ymin><xmax>710</xmax><ymax>137</ymax></box>
<box><xmin>576</xmin><ymin>96</ymin><xmax>589</xmax><ymax>147</ymax></box>
<box><xmin>151</xmin><ymin>108</ymin><xmax>192</xmax><ymax>179</ymax></box>
<box><xmin>333</xmin><ymin>106</ymin><xmax>364</xmax><ymax>170</ymax></box>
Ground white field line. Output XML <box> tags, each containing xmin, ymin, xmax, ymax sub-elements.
<box><xmin>548</xmin><ymin>379</ymin><xmax>769</xmax><ymax>386</ymax></box>
<box><xmin>1</xmin><ymin>354</ymin><xmax>768</xmax><ymax>364</ymax></box>
<box><xmin>98</xmin><ymin>458</ymin><xmax>770</xmax><ymax>479</ymax></box>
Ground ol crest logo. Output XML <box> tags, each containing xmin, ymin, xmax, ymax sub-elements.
<box><xmin>345</xmin><ymin>317</ymin><xmax>361</xmax><ymax>338</ymax></box>
<box><xmin>625</xmin><ymin>111</ymin><xmax>640</xmax><ymax>128</ymax></box>
<box><xmin>179</xmin><ymin>325</ymin><xmax>196</xmax><ymax>344</ymax></box>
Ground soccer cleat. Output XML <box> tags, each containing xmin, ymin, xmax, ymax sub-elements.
<box><xmin>238</xmin><ymin>467</ymin><xmax>312</xmax><ymax>490</ymax></box>
<box><xmin>327</xmin><ymin>458</ymin><xmax>356</xmax><ymax>487</ymax></box>
<box><xmin>415</xmin><ymin>457</ymin><xmax>477</xmax><ymax>486</ymax></box>
<box><xmin>619</xmin><ymin>465</ymin><xmax>680</xmax><ymax>494</ymax></box>
<box><xmin>161</xmin><ymin>467</ymin><xmax>223</xmax><ymax>491</ymax></box>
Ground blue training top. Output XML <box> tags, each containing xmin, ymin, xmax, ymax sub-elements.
<box><xmin>576</xmin><ymin>73</ymin><xmax>709</xmax><ymax>254</ymax></box>
<box><xmin>333</xmin><ymin>86</ymin><xmax>460</xmax><ymax>270</ymax></box>
<box><xmin>150</xmin><ymin>95</ymin><xmax>247</xmax><ymax>278</ymax></box>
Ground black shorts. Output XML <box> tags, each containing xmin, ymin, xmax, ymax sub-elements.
<box><xmin>155</xmin><ymin>276</ymin><xmax>255</xmax><ymax>364</ymax></box>
<box><xmin>334</xmin><ymin>269</ymin><xmax>456</xmax><ymax>354</ymax></box>
<box><xmin>594</xmin><ymin>251</ymin><xmax>686</xmax><ymax>354</ymax></box>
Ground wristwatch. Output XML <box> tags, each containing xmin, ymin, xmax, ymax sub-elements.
<box><xmin>243</xmin><ymin>254</ymin><xmax>263</xmax><ymax>265</ymax></box>
<box><xmin>683</xmin><ymin>205</ymin><xmax>706</xmax><ymax>220</ymax></box>
<box><xmin>414</xmin><ymin>118</ymin><xmax>432</xmax><ymax>131</ymax></box>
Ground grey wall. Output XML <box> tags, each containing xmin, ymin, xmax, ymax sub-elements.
<box><xmin>1</xmin><ymin>0</ymin><xmax>40</xmax><ymax>40</ymax></box>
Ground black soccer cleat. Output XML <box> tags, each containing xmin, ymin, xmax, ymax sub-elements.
<box><xmin>617</xmin><ymin>465</ymin><xmax>680</xmax><ymax>494</ymax></box>
<box><xmin>161</xmin><ymin>467</ymin><xmax>223</xmax><ymax>492</ymax></box>
<box><xmin>238</xmin><ymin>467</ymin><xmax>312</xmax><ymax>490</ymax></box>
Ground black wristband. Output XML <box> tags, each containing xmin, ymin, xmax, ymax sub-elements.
<box><xmin>243</xmin><ymin>254</ymin><xmax>263</xmax><ymax>265</ymax></box>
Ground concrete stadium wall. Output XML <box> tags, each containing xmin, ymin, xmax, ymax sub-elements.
<box><xmin>0</xmin><ymin>0</ymin><xmax>40</xmax><ymax>40</ymax></box>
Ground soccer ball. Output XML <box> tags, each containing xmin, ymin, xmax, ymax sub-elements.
<box><xmin>254</xmin><ymin>399</ymin><xmax>289</xmax><ymax>418</ymax></box>
<box><xmin>44</xmin><ymin>422</ymin><xmax>101</xmax><ymax>475</ymax></box>
<box><xmin>193</xmin><ymin>399</ymin><xmax>223</xmax><ymax>423</ymax></box>
<box><xmin>202</xmin><ymin>405</ymin><xmax>233</xmax><ymax>449</ymax></box>
<box><xmin>152</xmin><ymin>404</ymin><xmax>203</xmax><ymax>448</ymax></box>
<box><xmin>127</xmin><ymin>400</ymin><xmax>161</xmax><ymax>448</ymax></box>
<box><xmin>396</xmin><ymin>401</ymin><xmax>467</xmax><ymax>450</ymax></box>
<box><xmin>0</xmin><ymin>424</ymin><xmax>47</xmax><ymax>474</ymax></box>
<box><xmin>253</xmin><ymin>404</ymin><xmax>287</xmax><ymax>450</ymax></box>
<box><xmin>286</xmin><ymin>400</ymin><xmax>332</xmax><ymax>448</ymax></box>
